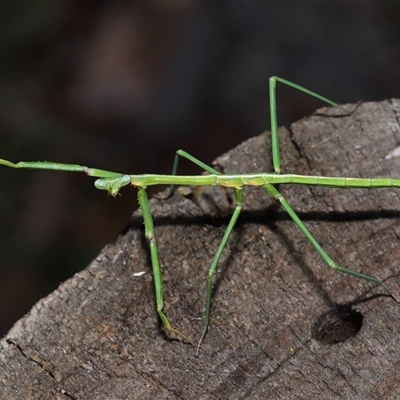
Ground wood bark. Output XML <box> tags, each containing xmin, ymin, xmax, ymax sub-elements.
<box><xmin>1</xmin><ymin>100</ymin><xmax>400</xmax><ymax>399</ymax></box>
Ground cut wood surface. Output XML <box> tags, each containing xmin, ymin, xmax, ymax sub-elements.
<box><xmin>1</xmin><ymin>100</ymin><xmax>400</xmax><ymax>399</ymax></box>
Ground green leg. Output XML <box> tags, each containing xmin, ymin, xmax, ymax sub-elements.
<box><xmin>269</xmin><ymin>76</ymin><xmax>338</xmax><ymax>174</ymax></box>
<box><xmin>173</xmin><ymin>149</ymin><xmax>221</xmax><ymax>175</ymax></box>
<box><xmin>164</xmin><ymin>149</ymin><xmax>221</xmax><ymax>198</ymax></box>
<box><xmin>263</xmin><ymin>183</ymin><xmax>393</xmax><ymax>297</ymax></box>
<box><xmin>166</xmin><ymin>150</ymin><xmax>245</xmax><ymax>350</ymax></box>
<box><xmin>137</xmin><ymin>187</ymin><xmax>192</xmax><ymax>344</ymax></box>
<box><xmin>197</xmin><ymin>187</ymin><xmax>243</xmax><ymax>353</ymax></box>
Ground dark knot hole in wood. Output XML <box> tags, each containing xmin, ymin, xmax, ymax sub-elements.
<box><xmin>312</xmin><ymin>304</ymin><xmax>363</xmax><ymax>345</ymax></box>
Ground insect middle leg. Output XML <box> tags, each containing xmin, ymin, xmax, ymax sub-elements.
<box><xmin>167</xmin><ymin>149</ymin><xmax>244</xmax><ymax>351</ymax></box>
<box><xmin>137</xmin><ymin>187</ymin><xmax>193</xmax><ymax>344</ymax></box>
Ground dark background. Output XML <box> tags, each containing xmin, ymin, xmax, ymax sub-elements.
<box><xmin>1</xmin><ymin>2</ymin><xmax>400</xmax><ymax>335</ymax></box>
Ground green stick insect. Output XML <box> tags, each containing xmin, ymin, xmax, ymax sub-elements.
<box><xmin>1</xmin><ymin>77</ymin><xmax>399</xmax><ymax>352</ymax></box>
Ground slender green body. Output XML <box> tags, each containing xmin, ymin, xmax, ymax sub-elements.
<box><xmin>1</xmin><ymin>76</ymin><xmax>398</xmax><ymax>352</ymax></box>
<box><xmin>5</xmin><ymin>161</ymin><xmax>399</xmax><ymax>189</ymax></box>
<box><xmin>128</xmin><ymin>173</ymin><xmax>400</xmax><ymax>188</ymax></box>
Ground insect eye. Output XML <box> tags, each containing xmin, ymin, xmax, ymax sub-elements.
<box><xmin>94</xmin><ymin>179</ymin><xmax>109</xmax><ymax>191</ymax></box>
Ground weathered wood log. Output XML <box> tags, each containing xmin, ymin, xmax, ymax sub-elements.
<box><xmin>1</xmin><ymin>100</ymin><xmax>400</xmax><ymax>399</ymax></box>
